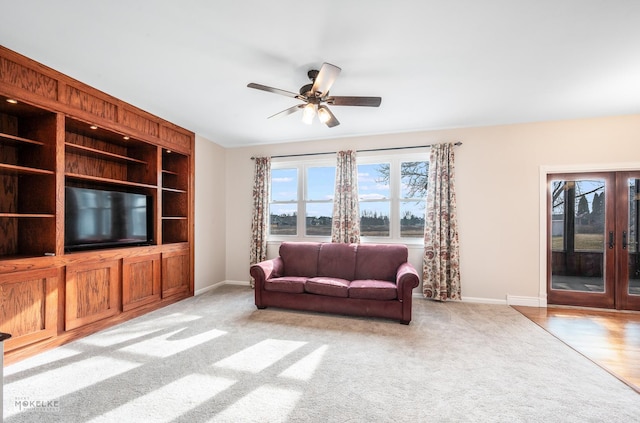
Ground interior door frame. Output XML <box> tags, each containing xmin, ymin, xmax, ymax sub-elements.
<box><xmin>539</xmin><ymin>163</ymin><xmax>640</xmax><ymax>309</ymax></box>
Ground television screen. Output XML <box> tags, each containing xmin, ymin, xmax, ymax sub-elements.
<box><xmin>65</xmin><ymin>186</ymin><xmax>150</xmax><ymax>251</ymax></box>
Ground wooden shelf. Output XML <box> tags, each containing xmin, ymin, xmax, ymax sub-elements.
<box><xmin>162</xmin><ymin>216</ymin><xmax>188</xmax><ymax>220</ymax></box>
<box><xmin>65</xmin><ymin>172</ymin><xmax>157</xmax><ymax>189</ymax></box>
<box><xmin>0</xmin><ymin>163</ymin><xmax>54</xmax><ymax>176</ymax></box>
<box><xmin>162</xmin><ymin>187</ymin><xmax>187</xmax><ymax>193</ymax></box>
<box><xmin>162</xmin><ymin>169</ymin><xmax>179</xmax><ymax>176</ymax></box>
<box><xmin>0</xmin><ymin>213</ymin><xmax>55</xmax><ymax>218</ymax></box>
<box><xmin>65</xmin><ymin>142</ymin><xmax>148</xmax><ymax>164</ymax></box>
<box><xmin>0</xmin><ymin>131</ymin><xmax>44</xmax><ymax>146</ymax></box>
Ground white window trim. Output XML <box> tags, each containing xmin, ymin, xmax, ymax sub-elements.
<box><xmin>269</xmin><ymin>151</ymin><xmax>428</xmax><ymax>245</ymax></box>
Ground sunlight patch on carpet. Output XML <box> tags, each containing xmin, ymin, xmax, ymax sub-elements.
<box><xmin>213</xmin><ymin>339</ymin><xmax>306</xmax><ymax>373</ymax></box>
<box><xmin>278</xmin><ymin>344</ymin><xmax>328</xmax><ymax>381</ymax></box>
<box><xmin>78</xmin><ymin>313</ymin><xmax>203</xmax><ymax>347</ymax></box>
<box><xmin>207</xmin><ymin>385</ymin><xmax>302</xmax><ymax>423</ymax></box>
<box><xmin>119</xmin><ymin>328</ymin><xmax>227</xmax><ymax>358</ymax></box>
<box><xmin>86</xmin><ymin>373</ymin><xmax>236</xmax><ymax>423</ymax></box>
<box><xmin>3</xmin><ymin>346</ymin><xmax>82</xmax><ymax>377</ymax></box>
<box><xmin>5</xmin><ymin>356</ymin><xmax>139</xmax><ymax>419</ymax></box>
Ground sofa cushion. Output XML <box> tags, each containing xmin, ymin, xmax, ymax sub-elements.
<box><xmin>280</xmin><ymin>242</ymin><xmax>321</xmax><ymax>277</ymax></box>
<box><xmin>317</xmin><ymin>243</ymin><xmax>357</xmax><ymax>280</ymax></box>
<box><xmin>349</xmin><ymin>279</ymin><xmax>398</xmax><ymax>300</ymax></box>
<box><xmin>265</xmin><ymin>276</ymin><xmax>307</xmax><ymax>294</ymax></box>
<box><xmin>355</xmin><ymin>244</ymin><xmax>408</xmax><ymax>282</ymax></box>
<box><xmin>306</xmin><ymin>277</ymin><xmax>350</xmax><ymax>298</ymax></box>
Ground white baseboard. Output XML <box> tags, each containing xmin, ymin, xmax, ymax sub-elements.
<box><xmin>225</xmin><ymin>280</ymin><xmax>251</xmax><ymax>287</ymax></box>
<box><xmin>506</xmin><ymin>295</ymin><xmax>546</xmax><ymax>307</ymax></box>
<box><xmin>194</xmin><ymin>281</ymin><xmax>225</xmax><ymax>296</ymax></box>
<box><xmin>195</xmin><ymin>280</ymin><xmax>251</xmax><ymax>295</ymax></box>
<box><xmin>412</xmin><ymin>292</ymin><xmax>545</xmax><ymax>307</ymax></box>
<box><xmin>412</xmin><ymin>292</ymin><xmax>506</xmax><ymax>305</ymax></box>
<box><xmin>461</xmin><ymin>296</ymin><xmax>508</xmax><ymax>305</ymax></box>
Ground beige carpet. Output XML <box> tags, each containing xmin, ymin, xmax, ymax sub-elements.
<box><xmin>4</xmin><ymin>285</ymin><xmax>639</xmax><ymax>422</ymax></box>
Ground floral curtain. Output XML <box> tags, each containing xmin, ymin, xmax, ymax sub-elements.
<box><xmin>331</xmin><ymin>150</ymin><xmax>360</xmax><ymax>243</ymax></box>
<box><xmin>250</xmin><ymin>156</ymin><xmax>271</xmax><ymax>288</ymax></box>
<box><xmin>423</xmin><ymin>143</ymin><xmax>461</xmax><ymax>300</ymax></box>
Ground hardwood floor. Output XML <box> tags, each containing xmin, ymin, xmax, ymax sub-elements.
<box><xmin>514</xmin><ymin>306</ymin><xmax>640</xmax><ymax>393</ymax></box>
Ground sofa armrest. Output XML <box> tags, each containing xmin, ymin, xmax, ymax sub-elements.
<box><xmin>250</xmin><ymin>257</ymin><xmax>284</xmax><ymax>288</ymax></box>
<box><xmin>396</xmin><ymin>262</ymin><xmax>420</xmax><ymax>299</ymax></box>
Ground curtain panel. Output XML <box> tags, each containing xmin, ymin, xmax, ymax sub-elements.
<box><xmin>250</xmin><ymin>156</ymin><xmax>271</xmax><ymax>288</ymax></box>
<box><xmin>423</xmin><ymin>143</ymin><xmax>461</xmax><ymax>300</ymax></box>
<box><xmin>331</xmin><ymin>150</ymin><xmax>360</xmax><ymax>243</ymax></box>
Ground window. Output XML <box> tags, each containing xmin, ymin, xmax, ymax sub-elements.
<box><xmin>270</xmin><ymin>168</ymin><xmax>298</xmax><ymax>235</ymax></box>
<box><xmin>305</xmin><ymin>166</ymin><xmax>335</xmax><ymax>236</ymax></box>
<box><xmin>269</xmin><ymin>153</ymin><xmax>428</xmax><ymax>241</ymax></box>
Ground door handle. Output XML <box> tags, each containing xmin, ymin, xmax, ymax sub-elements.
<box><xmin>622</xmin><ymin>230</ymin><xmax>627</xmax><ymax>250</ymax></box>
<box><xmin>609</xmin><ymin>231</ymin><xmax>614</xmax><ymax>249</ymax></box>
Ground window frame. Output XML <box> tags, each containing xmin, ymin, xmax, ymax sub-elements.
<box><xmin>268</xmin><ymin>151</ymin><xmax>428</xmax><ymax>244</ymax></box>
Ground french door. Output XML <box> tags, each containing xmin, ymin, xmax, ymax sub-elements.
<box><xmin>547</xmin><ymin>172</ymin><xmax>640</xmax><ymax>310</ymax></box>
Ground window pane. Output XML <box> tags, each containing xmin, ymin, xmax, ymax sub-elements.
<box><xmin>358</xmin><ymin>163</ymin><xmax>389</xmax><ymax>200</ymax></box>
<box><xmin>401</xmin><ymin>161</ymin><xmax>429</xmax><ymax>199</ymax></box>
<box><xmin>271</xmin><ymin>168</ymin><xmax>298</xmax><ymax>202</ymax></box>
<box><xmin>270</xmin><ymin>204</ymin><xmax>297</xmax><ymax>235</ymax></box>
<box><xmin>307</xmin><ymin>167</ymin><xmax>335</xmax><ymax>201</ymax></box>
<box><xmin>360</xmin><ymin>202</ymin><xmax>390</xmax><ymax>237</ymax></box>
<box><xmin>305</xmin><ymin>203</ymin><xmax>333</xmax><ymax>236</ymax></box>
<box><xmin>400</xmin><ymin>201</ymin><xmax>425</xmax><ymax>237</ymax></box>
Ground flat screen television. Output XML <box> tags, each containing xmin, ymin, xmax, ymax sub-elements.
<box><xmin>65</xmin><ymin>186</ymin><xmax>152</xmax><ymax>252</ymax></box>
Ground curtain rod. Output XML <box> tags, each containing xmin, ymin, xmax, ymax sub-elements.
<box><xmin>250</xmin><ymin>141</ymin><xmax>462</xmax><ymax>160</ymax></box>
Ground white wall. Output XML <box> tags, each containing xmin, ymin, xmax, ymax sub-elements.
<box><xmin>222</xmin><ymin>114</ymin><xmax>640</xmax><ymax>303</ymax></box>
<box><xmin>194</xmin><ymin>135</ymin><xmax>227</xmax><ymax>293</ymax></box>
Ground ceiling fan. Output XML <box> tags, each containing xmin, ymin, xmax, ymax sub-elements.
<box><xmin>247</xmin><ymin>62</ymin><xmax>382</xmax><ymax>128</ymax></box>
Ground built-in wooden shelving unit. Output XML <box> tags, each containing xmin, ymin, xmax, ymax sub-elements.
<box><xmin>0</xmin><ymin>45</ymin><xmax>195</xmax><ymax>365</ymax></box>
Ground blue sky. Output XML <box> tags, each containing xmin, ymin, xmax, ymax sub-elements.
<box><xmin>271</xmin><ymin>163</ymin><xmax>426</xmax><ymax>218</ymax></box>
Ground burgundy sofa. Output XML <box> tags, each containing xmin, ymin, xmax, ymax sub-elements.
<box><xmin>250</xmin><ymin>242</ymin><xmax>420</xmax><ymax>324</ymax></box>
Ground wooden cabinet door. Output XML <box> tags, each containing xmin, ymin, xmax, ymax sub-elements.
<box><xmin>162</xmin><ymin>249</ymin><xmax>189</xmax><ymax>298</ymax></box>
<box><xmin>65</xmin><ymin>259</ymin><xmax>120</xmax><ymax>330</ymax></box>
<box><xmin>122</xmin><ymin>253</ymin><xmax>161</xmax><ymax>311</ymax></box>
<box><xmin>0</xmin><ymin>268</ymin><xmax>59</xmax><ymax>352</ymax></box>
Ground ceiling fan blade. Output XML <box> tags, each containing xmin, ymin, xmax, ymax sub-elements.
<box><xmin>267</xmin><ymin>104</ymin><xmax>304</xmax><ymax>119</ymax></box>
<box><xmin>310</xmin><ymin>63</ymin><xmax>341</xmax><ymax>97</ymax></box>
<box><xmin>318</xmin><ymin>106</ymin><xmax>340</xmax><ymax>128</ymax></box>
<box><xmin>327</xmin><ymin>96</ymin><xmax>382</xmax><ymax>107</ymax></box>
<box><xmin>247</xmin><ymin>83</ymin><xmax>304</xmax><ymax>100</ymax></box>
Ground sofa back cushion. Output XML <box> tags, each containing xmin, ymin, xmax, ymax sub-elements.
<box><xmin>280</xmin><ymin>242</ymin><xmax>321</xmax><ymax>277</ymax></box>
<box><xmin>317</xmin><ymin>243</ymin><xmax>357</xmax><ymax>280</ymax></box>
<box><xmin>355</xmin><ymin>243</ymin><xmax>408</xmax><ymax>282</ymax></box>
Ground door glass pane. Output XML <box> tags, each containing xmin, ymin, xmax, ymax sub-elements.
<box><xmin>628</xmin><ymin>179</ymin><xmax>640</xmax><ymax>296</ymax></box>
<box><xmin>550</xmin><ymin>179</ymin><xmax>606</xmax><ymax>292</ymax></box>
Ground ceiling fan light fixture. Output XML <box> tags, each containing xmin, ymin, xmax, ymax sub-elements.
<box><xmin>302</xmin><ymin>103</ymin><xmax>316</xmax><ymax>125</ymax></box>
<box><xmin>317</xmin><ymin>106</ymin><xmax>331</xmax><ymax>124</ymax></box>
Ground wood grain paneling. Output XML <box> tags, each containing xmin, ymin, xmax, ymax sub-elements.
<box><xmin>18</xmin><ymin>217</ymin><xmax>56</xmax><ymax>255</ymax></box>
<box><xmin>65</xmin><ymin>259</ymin><xmax>120</xmax><ymax>330</ymax></box>
<box><xmin>0</xmin><ymin>268</ymin><xmax>58</xmax><ymax>352</ymax></box>
<box><xmin>162</xmin><ymin>219</ymin><xmax>188</xmax><ymax>244</ymax></box>
<box><xmin>162</xmin><ymin>190</ymin><xmax>188</xmax><ymax>217</ymax></box>
<box><xmin>0</xmin><ymin>57</ymin><xmax>58</xmax><ymax>101</ymax></box>
<box><xmin>121</xmin><ymin>108</ymin><xmax>159</xmax><ymax>138</ymax></box>
<box><xmin>0</xmin><ymin>217</ymin><xmax>18</xmax><ymax>255</ymax></box>
<box><xmin>162</xmin><ymin>249</ymin><xmax>189</xmax><ymax>298</ymax></box>
<box><xmin>160</xmin><ymin>126</ymin><xmax>191</xmax><ymax>153</ymax></box>
<box><xmin>122</xmin><ymin>253</ymin><xmax>161</xmax><ymax>311</ymax></box>
<box><xmin>64</xmin><ymin>86</ymin><xmax>117</xmax><ymax>122</ymax></box>
<box><xmin>65</xmin><ymin>150</ymin><xmax>128</xmax><ymax>181</ymax></box>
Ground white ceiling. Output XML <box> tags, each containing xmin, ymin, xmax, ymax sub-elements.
<box><xmin>2</xmin><ymin>1</ymin><xmax>640</xmax><ymax>148</ymax></box>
